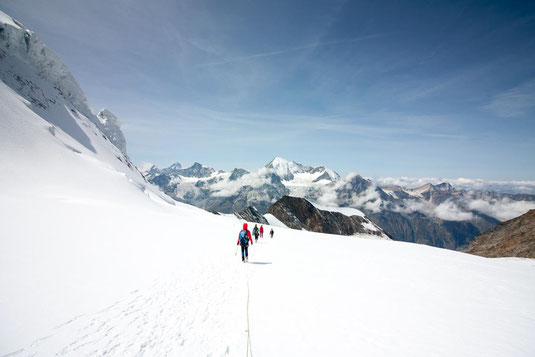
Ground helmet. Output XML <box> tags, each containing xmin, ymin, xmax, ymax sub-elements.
<box><xmin>243</xmin><ymin>223</ymin><xmax>248</xmax><ymax>230</ymax></box>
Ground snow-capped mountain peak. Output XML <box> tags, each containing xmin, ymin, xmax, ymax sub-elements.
<box><xmin>265</xmin><ymin>156</ymin><xmax>313</xmax><ymax>180</ymax></box>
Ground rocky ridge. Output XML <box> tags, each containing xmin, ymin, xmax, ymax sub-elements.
<box><xmin>266</xmin><ymin>196</ymin><xmax>389</xmax><ymax>238</ymax></box>
<box><xmin>465</xmin><ymin>209</ymin><xmax>535</xmax><ymax>258</ymax></box>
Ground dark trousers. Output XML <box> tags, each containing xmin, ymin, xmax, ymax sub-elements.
<box><xmin>241</xmin><ymin>245</ymin><xmax>249</xmax><ymax>260</ymax></box>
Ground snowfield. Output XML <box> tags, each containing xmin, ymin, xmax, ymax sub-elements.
<box><xmin>1</xmin><ymin>9</ymin><xmax>535</xmax><ymax>357</ymax></box>
<box><xmin>2</xmin><ymin>181</ymin><xmax>535</xmax><ymax>356</ymax></box>
<box><xmin>1</xmin><ymin>67</ymin><xmax>535</xmax><ymax>357</ymax></box>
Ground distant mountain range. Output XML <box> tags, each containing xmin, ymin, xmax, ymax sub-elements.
<box><xmin>141</xmin><ymin>158</ymin><xmax>535</xmax><ymax>250</ymax></box>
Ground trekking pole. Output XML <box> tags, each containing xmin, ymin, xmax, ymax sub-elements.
<box><xmin>235</xmin><ymin>244</ymin><xmax>238</xmax><ymax>256</ymax></box>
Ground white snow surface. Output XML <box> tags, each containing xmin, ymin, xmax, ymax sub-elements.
<box><xmin>310</xmin><ymin>201</ymin><xmax>366</xmax><ymax>217</ymax></box>
<box><xmin>1</xmin><ymin>81</ymin><xmax>535</xmax><ymax>354</ymax></box>
<box><xmin>263</xmin><ymin>213</ymin><xmax>288</xmax><ymax>228</ymax></box>
<box><xmin>1</xmin><ymin>11</ymin><xmax>535</xmax><ymax>357</ymax></box>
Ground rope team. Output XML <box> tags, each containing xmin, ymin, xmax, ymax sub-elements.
<box><xmin>237</xmin><ymin>223</ymin><xmax>274</xmax><ymax>263</ymax></box>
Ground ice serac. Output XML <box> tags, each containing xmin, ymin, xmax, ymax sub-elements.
<box><xmin>97</xmin><ymin>108</ymin><xmax>127</xmax><ymax>156</ymax></box>
<box><xmin>0</xmin><ymin>10</ymin><xmax>128</xmax><ymax>156</ymax></box>
<box><xmin>0</xmin><ymin>11</ymin><xmax>90</xmax><ymax>117</ymax></box>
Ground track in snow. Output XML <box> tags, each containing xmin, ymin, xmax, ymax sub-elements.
<box><xmin>8</xmin><ymin>258</ymin><xmax>253</xmax><ymax>356</ymax></box>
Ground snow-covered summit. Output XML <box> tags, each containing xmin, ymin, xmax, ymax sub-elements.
<box><xmin>265</xmin><ymin>156</ymin><xmax>312</xmax><ymax>180</ymax></box>
<box><xmin>265</xmin><ymin>156</ymin><xmax>339</xmax><ymax>182</ymax></box>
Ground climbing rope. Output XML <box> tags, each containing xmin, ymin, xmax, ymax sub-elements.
<box><xmin>245</xmin><ymin>264</ymin><xmax>253</xmax><ymax>357</ymax></box>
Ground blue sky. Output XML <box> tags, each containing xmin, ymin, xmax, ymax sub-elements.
<box><xmin>1</xmin><ymin>0</ymin><xmax>535</xmax><ymax>179</ymax></box>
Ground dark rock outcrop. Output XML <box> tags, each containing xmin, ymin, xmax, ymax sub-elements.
<box><xmin>464</xmin><ymin>209</ymin><xmax>535</xmax><ymax>258</ymax></box>
<box><xmin>267</xmin><ymin>196</ymin><xmax>387</xmax><ymax>238</ymax></box>
<box><xmin>229</xmin><ymin>168</ymin><xmax>249</xmax><ymax>181</ymax></box>
<box><xmin>233</xmin><ymin>206</ymin><xmax>269</xmax><ymax>225</ymax></box>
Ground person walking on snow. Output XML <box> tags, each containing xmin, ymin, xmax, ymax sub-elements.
<box><xmin>259</xmin><ymin>225</ymin><xmax>264</xmax><ymax>238</ymax></box>
<box><xmin>253</xmin><ymin>224</ymin><xmax>260</xmax><ymax>243</ymax></box>
<box><xmin>270</xmin><ymin>228</ymin><xmax>274</xmax><ymax>238</ymax></box>
<box><xmin>237</xmin><ymin>223</ymin><xmax>253</xmax><ymax>262</ymax></box>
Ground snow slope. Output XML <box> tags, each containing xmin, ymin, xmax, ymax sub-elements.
<box><xmin>1</xmin><ymin>10</ymin><xmax>535</xmax><ymax>357</ymax></box>
<box><xmin>264</xmin><ymin>213</ymin><xmax>288</xmax><ymax>228</ymax></box>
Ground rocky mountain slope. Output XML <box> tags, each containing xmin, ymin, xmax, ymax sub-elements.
<box><xmin>143</xmin><ymin>158</ymin><xmax>535</xmax><ymax>250</ymax></box>
<box><xmin>231</xmin><ymin>206</ymin><xmax>269</xmax><ymax>225</ymax></box>
<box><xmin>266</xmin><ymin>196</ymin><xmax>388</xmax><ymax>238</ymax></box>
<box><xmin>465</xmin><ymin>209</ymin><xmax>535</xmax><ymax>258</ymax></box>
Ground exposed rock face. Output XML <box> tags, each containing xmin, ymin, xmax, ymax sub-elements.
<box><xmin>464</xmin><ymin>209</ymin><xmax>535</xmax><ymax>258</ymax></box>
<box><xmin>368</xmin><ymin>211</ymin><xmax>498</xmax><ymax>250</ymax></box>
<box><xmin>229</xmin><ymin>168</ymin><xmax>249</xmax><ymax>181</ymax></box>
<box><xmin>233</xmin><ymin>206</ymin><xmax>269</xmax><ymax>225</ymax></box>
<box><xmin>267</xmin><ymin>196</ymin><xmax>388</xmax><ymax>238</ymax></box>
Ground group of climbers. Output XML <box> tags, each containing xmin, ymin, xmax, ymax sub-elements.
<box><xmin>236</xmin><ymin>223</ymin><xmax>275</xmax><ymax>263</ymax></box>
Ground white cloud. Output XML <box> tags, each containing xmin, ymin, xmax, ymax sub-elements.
<box><xmin>375</xmin><ymin>176</ymin><xmax>535</xmax><ymax>195</ymax></box>
<box><xmin>434</xmin><ymin>201</ymin><xmax>474</xmax><ymax>221</ymax></box>
<box><xmin>350</xmin><ymin>184</ymin><xmax>384</xmax><ymax>213</ymax></box>
<box><xmin>392</xmin><ymin>199</ymin><xmax>473</xmax><ymax>221</ymax></box>
<box><xmin>468</xmin><ymin>198</ymin><xmax>535</xmax><ymax>221</ymax></box>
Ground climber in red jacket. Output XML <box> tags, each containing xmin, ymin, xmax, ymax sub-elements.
<box><xmin>237</xmin><ymin>223</ymin><xmax>253</xmax><ymax>262</ymax></box>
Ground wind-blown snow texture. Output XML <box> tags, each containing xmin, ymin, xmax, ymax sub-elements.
<box><xmin>1</xmin><ymin>10</ymin><xmax>535</xmax><ymax>357</ymax></box>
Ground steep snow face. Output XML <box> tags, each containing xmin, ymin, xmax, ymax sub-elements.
<box><xmin>0</xmin><ymin>10</ymin><xmax>127</xmax><ymax>156</ymax></box>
